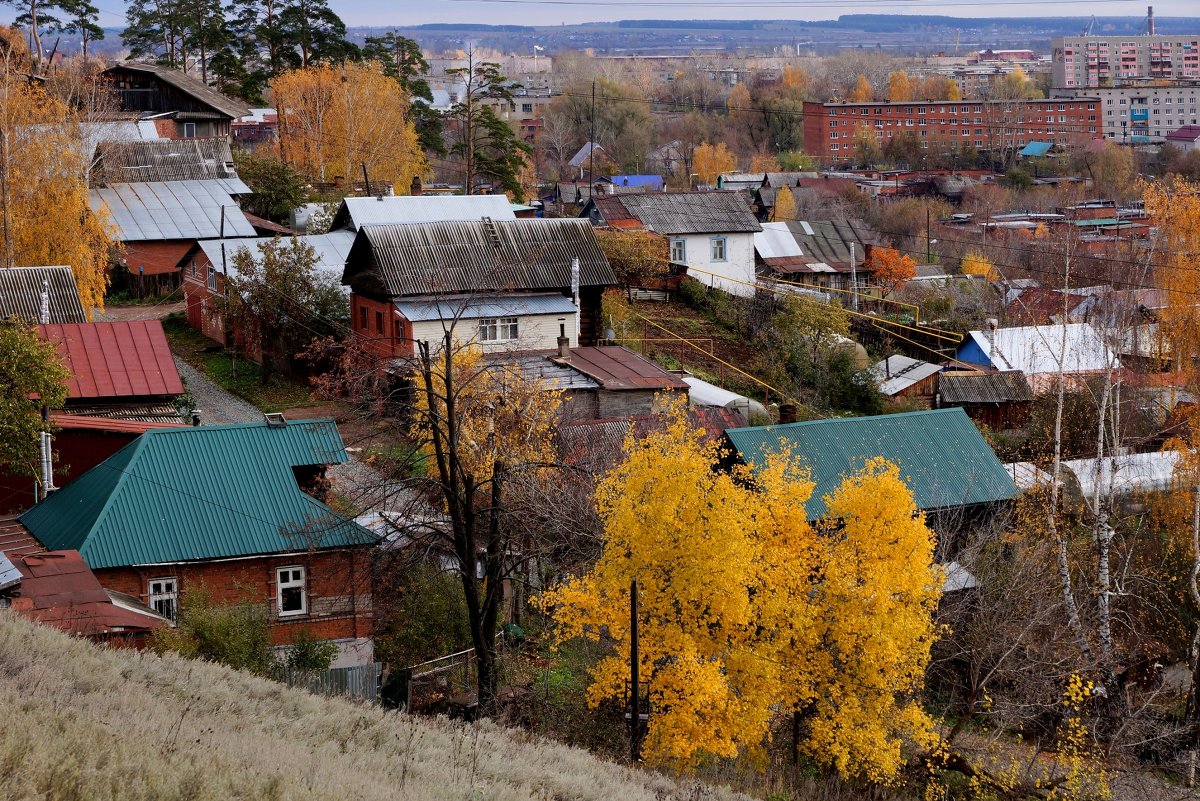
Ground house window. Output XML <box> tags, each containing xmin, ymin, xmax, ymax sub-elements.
<box><xmin>375</xmin><ymin>310</ymin><xmax>384</xmax><ymax>334</ymax></box>
<box><xmin>277</xmin><ymin>566</ymin><xmax>306</xmax><ymax>616</ymax></box>
<box><xmin>479</xmin><ymin>316</ymin><xmax>519</xmax><ymax>342</ymax></box>
<box><xmin>359</xmin><ymin>306</ymin><xmax>367</xmax><ymax>330</ymax></box>
<box><xmin>183</xmin><ymin>122</ymin><xmax>197</xmax><ymax>138</ymax></box>
<box><xmin>710</xmin><ymin>237</ymin><xmax>727</xmax><ymax>262</ymax></box>
<box><xmin>521</xmin><ymin>103</ymin><xmax>533</xmax><ymax>113</ymax></box>
<box><xmin>206</xmin><ymin>265</ymin><xmax>216</xmax><ymax>291</ymax></box>
<box><xmin>190</xmin><ymin>260</ymin><xmax>197</xmax><ymax>278</ymax></box>
<box><xmin>670</xmin><ymin>238</ymin><xmax>687</xmax><ymax>263</ymax></box>
<box><xmin>148</xmin><ymin>577</ymin><xmax>177</xmax><ymax>621</ymax></box>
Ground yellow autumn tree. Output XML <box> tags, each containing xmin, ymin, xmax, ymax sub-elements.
<box><xmin>692</xmin><ymin>141</ymin><xmax>735</xmax><ymax>185</ymax></box>
<box><xmin>1146</xmin><ymin>176</ymin><xmax>1200</xmax><ymax>374</ymax></box>
<box><xmin>773</xmin><ymin>184</ymin><xmax>797</xmax><ymax>222</ymax></box>
<box><xmin>593</xmin><ymin>228</ymin><xmax>669</xmax><ymax>284</ymax></box>
<box><xmin>538</xmin><ymin>401</ymin><xmax>942</xmax><ymax>778</ymax></box>
<box><xmin>273</xmin><ymin>61</ymin><xmax>426</xmax><ymax>193</ymax></box>
<box><xmin>887</xmin><ymin>70</ymin><xmax>914</xmax><ymax>102</ymax></box>
<box><xmin>960</xmin><ymin>250</ymin><xmax>998</xmax><ymax>280</ymax></box>
<box><xmin>0</xmin><ymin>63</ymin><xmax>115</xmax><ymax>312</ymax></box>
<box><xmin>848</xmin><ymin>74</ymin><xmax>874</xmax><ymax>102</ymax></box>
<box><xmin>780</xmin><ymin>64</ymin><xmax>810</xmax><ymax>97</ymax></box>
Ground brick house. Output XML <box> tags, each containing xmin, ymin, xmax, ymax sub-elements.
<box><xmin>342</xmin><ymin>217</ymin><xmax>618</xmax><ymax>359</ymax></box>
<box><xmin>18</xmin><ymin>418</ymin><xmax>379</xmax><ymax>667</ymax></box>
<box><xmin>89</xmin><ymin>179</ymin><xmax>257</xmax><ymax>297</ymax></box>
<box><xmin>182</xmin><ymin>231</ymin><xmax>355</xmax><ymax>355</ymax></box>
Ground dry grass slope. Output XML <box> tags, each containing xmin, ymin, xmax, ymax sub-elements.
<box><xmin>0</xmin><ymin>613</ymin><xmax>747</xmax><ymax>801</ymax></box>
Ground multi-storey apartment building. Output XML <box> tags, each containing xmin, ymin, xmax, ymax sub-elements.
<box><xmin>1056</xmin><ymin>83</ymin><xmax>1200</xmax><ymax>140</ymax></box>
<box><xmin>801</xmin><ymin>99</ymin><xmax>1099</xmax><ymax>165</ymax></box>
<box><xmin>1052</xmin><ymin>35</ymin><xmax>1200</xmax><ymax>88</ymax></box>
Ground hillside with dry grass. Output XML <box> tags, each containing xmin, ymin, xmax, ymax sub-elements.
<box><xmin>0</xmin><ymin>613</ymin><xmax>746</xmax><ymax>801</ymax></box>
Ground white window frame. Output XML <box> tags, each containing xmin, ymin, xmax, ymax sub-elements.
<box><xmin>710</xmin><ymin>236</ymin><xmax>728</xmax><ymax>262</ymax></box>
<box><xmin>148</xmin><ymin>576</ymin><xmax>178</xmax><ymax>621</ymax></box>
<box><xmin>479</xmin><ymin>316</ymin><xmax>519</xmax><ymax>342</ymax></box>
<box><xmin>182</xmin><ymin>122</ymin><xmax>197</xmax><ymax>138</ymax></box>
<box><xmin>206</xmin><ymin>265</ymin><xmax>217</xmax><ymax>291</ymax></box>
<box><xmin>276</xmin><ymin>566</ymin><xmax>307</xmax><ymax>617</ymax></box>
<box><xmin>669</xmin><ymin>238</ymin><xmax>687</xmax><ymax>263</ymax></box>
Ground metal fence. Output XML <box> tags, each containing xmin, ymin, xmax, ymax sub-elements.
<box><xmin>282</xmin><ymin>662</ymin><xmax>382</xmax><ymax>703</ymax></box>
<box><xmin>392</xmin><ymin>648</ymin><xmax>478</xmax><ymax>713</ymax></box>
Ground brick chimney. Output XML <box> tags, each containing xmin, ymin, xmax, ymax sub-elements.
<box><xmin>778</xmin><ymin>403</ymin><xmax>797</xmax><ymax>424</ymax></box>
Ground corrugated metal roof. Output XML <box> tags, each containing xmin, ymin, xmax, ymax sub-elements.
<box><xmin>196</xmin><ymin>231</ymin><xmax>355</xmax><ymax>278</ymax></box>
<box><xmin>38</xmin><ymin>321</ymin><xmax>184</xmax><ymax>400</ymax></box>
<box><xmin>0</xmin><ymin>266</ymin><xmax>86</xmax><ymax>323</ymax></box>
<box><xmin>91</xmin><ymin>139</ymin><xmax>238</xmax><ymax>186</ymax></box>
<box><xmin>868</xmin><ymin>356</ymin><xmax>941</xmax><ymax>397</ymax></box>
<box><xmin>500</xmin><ymin>355</ymin><xmax>601</xmax><ymax>391</ymax></box>
<box><xmin>50</xmin><ymin>413</ymin><xmax>185</xmax><ymax>433</ymax></box>
<box><xmin>781</xmin><ymin>219</ymin><xmax>881</xmax><ymax>269</ymax></box>
<box><xmin>755</xmin><ymin>222</ymin><xmax>805</xmax><ymax>261</ymax></box>
<box><xmin>1063</xmin><ymin>451</ymin><xmax>1180</xmax><ymax>498</ymax></box>
<box><xmin>19</xmin><ymin>419</ymin><xmax>377</xmax><ymax>569</ymax></box>
<box><xmin>557</xmin><ymin>346</ymin><xmax>689</xmax><ymax>391</ymax></box>
<box><xmin>345</xmin><ymin>218</ymin><xmax>617</xmax><ymax>298</ymax></box>
<box><xmin>961</xmin><ymin>323</ymin><xmax>1118</xmax><ymax>375</ymax></box>
<box><xmin>396</xmin><ymin>293</ymin><xmax>577</xmax><ymax>322</ymax></box>
<box><xmin>104</xmin><ymin>62</ymin><xmax>251</xmax><ymax>119</ymax></box>
<box><xmin>60</xmin><ymin>403</ymin><xmax>184</xmax><ymax>424</ymax></box>
<box><xmin>601</xmin><ymin>192</ymin><xmax>762</xmax><ymax>235</ymax></box>
<box><xmin>332</xmin><ymin>194</ymin><xmax>516</xmax><ymax>232</ymax></box>
<box><xmin>939</xmin><ymin>371</ymin><xmax>1033</xmax><ymax>404</ymax></box>
<box><xmin>89</xmin><ymin>181</ymin><xmax>256</xmax><ymax>242</ymax></box>
<box><xmin>725</xmin><ymin>407</ymin><xmax>1015</xmax><ymax>520</ymax></box>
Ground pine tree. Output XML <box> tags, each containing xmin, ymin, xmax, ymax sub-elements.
<box><xmin>446</xmin><ymin>53</ymin><xmax>531</xmax><ymax>199</ymax></box>
<box><xmin>58</xmin><ymin>0</ymin><xmax>103</xmax><ymax>60</ymax></box>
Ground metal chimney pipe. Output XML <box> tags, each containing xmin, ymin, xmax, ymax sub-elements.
<box><xmin>39</xmin><ymin>431</ymin><xmax>56</xmax><ymax>498</ymax></box>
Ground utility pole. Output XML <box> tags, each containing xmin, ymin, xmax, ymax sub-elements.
<box><xmin>630</xmin><ymin>578</ymin><xmax>641</xmax><ymax>763</ymax></box>
<box><xmin>849</xmin><ymin>241</ymin><xmax>859</xmax><ymax>312</ymax></box>
<box><xmin>362</xmin><ymin>162</ymin><xmax>373</xmax><ymax>197</ymax></box>
<box><xmin>926</xmin><ymin>206</ymin><xmax>932</xmax><ymax>263</ymax></box>
<box><xmin>588</xmin><ymin>79</ymin><xmax>596</xmax><ymax>184</ymax></box>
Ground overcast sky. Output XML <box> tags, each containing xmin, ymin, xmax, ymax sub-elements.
<box><xmin>88</xmin><ymin>0</ymin><xmax>1197</xmax><ymax>30</ymax></box>
<box><xmin>322</xmin><ymin>0</ymin><xmax>1194</xmax><ymax>28</ymax></box>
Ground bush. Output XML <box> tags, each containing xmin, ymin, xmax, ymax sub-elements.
<box><xmin>374</xmin><ymin>563</ymin><xmax>473</xmax><ymax>669</ymax></box>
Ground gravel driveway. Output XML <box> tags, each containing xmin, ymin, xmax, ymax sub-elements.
<box><xmin>174</xmin><ymin>355</ymin><xmax>415</xmax><ymax>514</ymax></box>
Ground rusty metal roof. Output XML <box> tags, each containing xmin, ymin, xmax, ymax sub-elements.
<box><xmin>39</xmin><ymin>321</ymin><xmax>184</xmax><ymax>401</ymax></box>
<box><xmin>5</xmin><ymin>550</ymin><xmax>167</xmax><ymax>636</ymax></box>
<box><xmin>0</xmin><ymin>516</ymin><xmax>44</xmax><ymax>559</ymax></box>
<box><xmin>344</xmin><ymin>218</ymin><xmax>617</xmax><ymax>299</ymax></box>
<box><xmin>50</xmin><ymin>413</ymin><xmax>186</xmax><ymax>433</ymax></box>
<box><xmin>556</xmin><ymin>346</ymin><xmax>689</xmax><ymax>391</ymax></box>
<box><xmin>0</xmin><ymin>266</ymin><xmax>87</xmax><ymax>323</ymax></box>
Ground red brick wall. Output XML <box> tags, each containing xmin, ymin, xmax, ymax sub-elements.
<box><xmin>803</xmin><ymin>99</ymin><xmax>1099</xmax><ymax>164</ymax></box>
<box><xmin>350</xmin><ymin>293</ymin><xmax>406</xmax><ymax>358</ymax></box>
<box><xmin>96</xmin><ymin>547</ymin><xmax>374</xmax><ymax>646</ymax></box>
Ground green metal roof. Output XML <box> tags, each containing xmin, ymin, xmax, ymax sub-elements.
<box><xmin>724</xmin><ymin>408</ymin><xmax>1016</xmax><ymax>520</ymax></box>
<box><xmin>20</xmin><ymin>419</ymin><xmax>376</xmax><ymax>569</ymax></box>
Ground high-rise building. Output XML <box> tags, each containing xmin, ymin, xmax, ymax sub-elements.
<box><xmin>1052</xmin><ymin>34</ymin><xmax>1200</xmax><ymax>88</ymax></box>
<box><xmin>1056</xmin><ymin>83</ymin><xmax>1200</xmax><ymax>141</ymax></box>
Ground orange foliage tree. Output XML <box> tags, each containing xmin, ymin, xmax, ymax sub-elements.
<box><xmin>273</xmin><ymin>61</ymin><xmax>426</xmax><ymax>192</ymax></box>
<box><xmin>848</xmin><ymin>74</ymin><xmax>874</xmax><ymax>102</ymax></box>
<box><xmin>868</xmin><ymin>246</ymin><xmax>917</xmax><ymax>295</ymax></box>
<box><xmin>887</xmin><ymin>71</ymin><xmax>914</xmax><ymax>102</ymax></box>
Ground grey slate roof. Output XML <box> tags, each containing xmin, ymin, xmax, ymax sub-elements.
<box><xmin>107</xmin><ymin>62</ymin><xmax>251</xmax><ymax>120</ymax></box>
<box><xmin>395</xmin><ymin>293</ymin><xmax>577</xmax><ymax>322</ymax></box>
<box><xmin>781</xmin><ymin>219</ymin><xmax>882</xmax><ymax>268</ymax></box>
<box><xmin>90</xmin><ymin>181</ymin><xmax>257</xmax><ymax>242</ymax></box>
<box><xmin>344</xmin><ymin>218</ymin><xmax>617</xmax><ymax>299</ymax></box>
<box><xmin>330</xmin><ymin>194</ymin><xmax>516</xmax><ymax>232</ymax></box>
<box><xmin>0</xmin><ymin>266</ymin><xmax>87</xmax><ymax>324</ymax></box>
<box><xmin>939</xmin><ymin>371</ymin><xmax>1034</xmax><ymax>404</ymax></box>
<box><xmin>868</xmin><ymin>355</ymin><xmax>941</xmax><ymax>397</ymax></box>
<box><xmin>92</xmin><ymin>139</ymin><xmax>238</xmax><ymax>186</ymax></box>
<box><xmin>606</xmin><ymin>192</ymin><xmax>762</xmax><ymax>235</ymax></box>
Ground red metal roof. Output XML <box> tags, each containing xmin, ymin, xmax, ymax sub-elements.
<box><xmin>50</xmin><ymin>413</ymin><xmax>186</xmax><ymax>433</ymax></box>
<box><xmin>6</xmin><ymin>550</ymin><xmax>166</xmax><ymax>636</ymax></box>
<box><xmin>38</xmin><ymin>320</ymin><xmax>185</xmax><ymax>400</ymax></box>
<box><xmin>558</xmin><ymin>346</ymin><xmax>689</xmax><ymax>391</ymax></box>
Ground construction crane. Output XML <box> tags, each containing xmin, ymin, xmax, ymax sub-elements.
<box><xmin>1082</xmin><ymin>14</ymin><xmax>1098</xmax><ymax>36</ymax></box>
